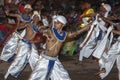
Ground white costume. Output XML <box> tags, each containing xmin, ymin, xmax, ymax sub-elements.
<box><xmin>91</xmin><ymin>4</ymin><xmax>114</xmax><ymax>76</ymax></box>
<box><xmin>79</xmin><ymin>3</ymin><xmax>112</xmax><ymax>61</ymax></box>
<box><xmin>29</xmin><ymin>15</ymin><xmax>71</xmax><ymax>80</ymax></box>
<box><xmin>99</xmin><ymin>37</ymin><xmax>120</xmax><ymax>79</ymax></box>
<box><xmin>29</xmin><ymin>53</ymin><xmax>71</xmax><ymax>80</ymax></box>
<box><xmin>92</xmin><ymin>26</ymin><xmax>113</xmax><ymax>59</ymax></box>
<box><xmin>79</xmin><ymin>15</ymin><xmax>107</xmax><ymax>61</ymax></box>
<box><xmin>5</xmin><ymin>39</ymin><xmax>39</xmax><ymax>79</ymax></box>
<box><xmin>0</xmin><ymin>31</ymin><xmax>26</xmax><ymax>62</ymax></box>
<box><xmin>4</xmin><ymin>11</ymin><xmax>41</xmax><ymax>79</ymax></box>
<box><xmin>92</xmin><ymin>3</ymin><xmax>112</xmax><ymax>59</ymax></box>
<box><xmin>0</xmin><ymin>5</ymin><xmax>32</xmax><ymax>62</ymax></box>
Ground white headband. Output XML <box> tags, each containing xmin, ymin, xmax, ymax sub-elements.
<box><xmin>102</xmin><ymin>3</ymin><xmax>111</xmax><ymax>12</ymax></box>
<box><xmin>102</xmin><ymin>3</ymin><xmax>111</xmax><ymax>17</ymax></box>
<box><xmin>56</xmin><ymin>15</ymin><xmax>67</xmax><ymax>25</ymax></box>
<box><xmin>31</xmin><ymin>11</ymin><xmax>41</xmax><ymax>20</ymax></box>
<box><xmin>24</xmin><ymin>4</ymin><xmax>32</xmax><ymax>10</ymax></box>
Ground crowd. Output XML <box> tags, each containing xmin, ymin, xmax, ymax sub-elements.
<box><xmin>0</xmin><ymin>0</ymin><xmax>120</xmax><ymax>80</ymax></box>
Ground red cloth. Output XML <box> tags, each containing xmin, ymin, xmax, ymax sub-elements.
<box><xmin>0</xmin><ymin>24</ymin><xmax>16</xmax><ymax>46</ymax></box>
<box><xmin>19</xmin><ymin>5</ymin><xmax>25</xmax><ymax>13</ymax></box>
<box><xmin>0</xmin><ymin>24</ymin><xmax>8</xmax><ymax>32</ymax></box>
<box><xmin>33</xmin><ymin>32</ymin><xmax>46</xmax><ymax>43</ymax></box>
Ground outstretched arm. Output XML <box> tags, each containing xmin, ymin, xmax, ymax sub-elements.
<box><xmin>17</xmin><ymin>22</ymin><xmax>28</xmax><ymax>30</ymax></box>
<box><xmin>112</xmin><ymin>29</ymin><xmax>120</xmax><ymax>35</ymax></box>
<box><xmin>99</xmin><ymin>15</ymin><xmax>117</xmax><ymax>26</ymax></box>
<box><xmin>67</xmin><ymin>23</ymin><xmax>91</xmax><ymax>38</ymax></box>
<box><xmin>5</xmin><ymin>9</ymin><xmax>20</xmax><ymax>18</ymax></box>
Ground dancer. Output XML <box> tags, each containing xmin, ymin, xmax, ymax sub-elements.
<box><xmin>4</xmin><ymin>11</ymin><xmax>41</xmax><ymax>79</ymax></box>
<box><xmin>29</xmin><ymin>15</ymin><xmax>91</xmax><ymax>80</ymax></box>
<box><xmin>98</xmin><ymin>22</ymin><xmax>120</xmax><ymax>80</ymax></box>
<box><xmin>0</xmin><ymin>4</ymin><xmax>32</xmax><ymax>62</ymax></box>
<box><xmin>79</xmin><ymin>3</ymin><xmax>112</xmax><ymax>62</ymax></box>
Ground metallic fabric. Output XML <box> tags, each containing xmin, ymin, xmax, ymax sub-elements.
<box><xmin>5</xmin><ymin>39</ymin><xmax>39</xmax><ymax>79</ymax></box>
<box><xmin>29</xmin><ymin>53</ymin><xmax>71</xmax><ymax>80</ymax></box>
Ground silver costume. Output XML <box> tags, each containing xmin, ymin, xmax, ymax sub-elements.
<box><xmin>1</xmin><ymin>12</ymin><xmax>30</xmax><ymax>62</ymax></box>
<box><xmin>0</xmin><ymin>32</ymin><xmax>21</xmax><ymax>62</ymax></box>
<box><xmin>92</xmin><ymin>26</ymin><xmax>113</xmax><ymax>59</ymax></box>
<box><xmin>0</xmin><ymin>29</ymin><xmax>26</xmax><ymax>62</ymax></box>
<box><xmin>99</xmin><ymin>37</ymin><xmax>120</xmax><ymax>79</ymax></box>
<box><xmin>29</xmin><ymin>53</ymin><xmax>71</xmax><ymax>80</ymax></box>
<box><xmin>5</xmin><ymin>39</ymin><xmax>39</xmax><ymax>79</ymax></box>
<box><xmin>79</xmin><ymin>16</ymin><xmax>107</xmax><ymax>61</ymax></box>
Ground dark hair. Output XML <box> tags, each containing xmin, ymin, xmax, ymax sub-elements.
<box><xmin>39</xmin><ymin>21</ymin><xmax>44</xmax><ymax>26</ymax></box>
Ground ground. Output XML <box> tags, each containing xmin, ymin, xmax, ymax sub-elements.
<box><xmin>0</xmin><ymin>47</ymin><xmax>118</xmax><ymax>80</ymax></box>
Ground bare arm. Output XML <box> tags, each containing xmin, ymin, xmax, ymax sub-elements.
<box><xmin>67</xmin><ymin>23</ymin><xmax>91</xmax><ymax>38</ymax></box>
<box><xmin>100</xmin><ymin>15</ymin><xmax>117</xmax><ymax>26</ymax></box>
<box><xmin>112</xmin><ymin>29</ymin><xmax>120</xmax><ymax>35</ymax></box>
<box><xmin>5</xmin><ymin>9</ymin><xmax>20</xmax><ymax>18</ymax></box>
<box><xmin>17</xmin><ymin>22</ymin><xmax>28</xmax><ymax>30</ymax></box>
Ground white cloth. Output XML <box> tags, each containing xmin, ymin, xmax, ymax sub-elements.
<box><xmin>79</xmin><ymin>16</ymin><xmax>98</xmax><ymax>61</ymax></box>
<box><xmin>79</xmin><ymin>34</ymin><xmax>96</xmax><ymax>61</ymax></box>
<box><xmin>100</xmin><ymin>54</ymin><xmax>120</xmax><ymax>79</ymax></box>
<box><xmin>102</xmin><ymin>3</ymin><xmax>111</xmax><ymax>18</ymax></box>
<box><xmin>99</xmin><ymin>37</ymin><xmax>120</xmax><ymax>79</ymax></box>
<box><xmin>29</xmin><ymin>53</ymin><xmax>71</xmax><ymax>80</ymax></box>
<box><xmin>92</xmin><ymin>26</ymin><xmax>113</xmax><ymax>59</ymax></box>
<box><xmin>20</xmin><ymin>29</ymin><xmax>26</xmax><ymax>38</ymax></box>
<box><xmin>29</xmin><ymin>44</ymin><xmax>40</xmax><ymax>70</ymax></box>
<box><xmin>0</xmin><ymin>32</ymin><xmax>20</xmax><ymax>62</ymax></box>
<box><xmin>79</xmin><ymin>15</ymin><xmax>109</xmax><ymax>61</ymax></box>
<box><xmin>0</xmin><ymin>30</ymin><xmax>26</xmax><ymax>62</ymax></box>
<box><xmin>80</xmin><ymin>18</ymin><xmax>98</xmax><ymax>48</ymax></box>
<box><xmin>79</xmin><ymin>26</ymin><xmax>100</xmax><ymax>61</ymax></box>
<box><xmin>5</xmin><ymin>39</ymin><xmax>39</xmax><ymax>79</ymax></box>
<box><xmin>108</xmin><ymin>37</ymin><xmax>120</xmax><ymax>55</ymax></box>
<box><xmin>79</xmin><ymin>19</ymin><xmax>106</xmax><ymax>61</ymax></box>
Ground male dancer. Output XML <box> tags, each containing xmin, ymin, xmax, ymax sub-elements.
<box><xmin>79</xmin><ymin>3</ymin><xmax>112</xmax><ymax>62</ymax></box>
<box><xmin>4</xmin><ymin>11</ymin><xmax>41</xmax><ymax>79</ymax></box>
<box><xmin>29</xmin><ymin>15</ymin><xmax>91</xmax><ymax>80</ymax></box>
<box><xmin>0</xmin><ymin>4</ymin><xmax>32</xmax><ymax>62</ymax></box>
<box><xmin>97</xmin><ymin>20</ymin><xmax>120</xmax><ymax>79</ymax></box>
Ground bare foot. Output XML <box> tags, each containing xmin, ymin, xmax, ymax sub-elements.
<box><xmin>74</xmin><ymin>60</ymin><xmax>83</xmax><ymax>65</ymax></box>
<box><xmin>95</xmin><ymin>68</ymin><xmax>106</xmax><ymax>76</ymax></box>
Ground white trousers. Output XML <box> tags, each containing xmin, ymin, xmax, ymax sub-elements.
<box><xmin>1</xmin><ymin>30</ymin><xmax>26</xmax><ymax>62</ymax></box>
<box><xmin>29</xmin><ymin>53</ymin><xmax>71</xmax><ymax>80</ymax></box>
<box><xmin>5</xmin><ymin>39</ymin><xmax>39</xmax><ymax>79</ymax></box>
<box><xmin>0</xmin><ymin>32</ymin><xmax>20</xmax><ymax>62</ymax></box>
<box><xmin>100</xmin><ymin>39</ymin><xmax>120</xmax><ymax>79</ymax></box>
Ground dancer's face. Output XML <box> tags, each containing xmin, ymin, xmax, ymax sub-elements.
<box><xmin>99</xmin><ymin>5</ymin><xmax>107</xmax><ymax>16</ymax></box>
<box><xmin>33</xmin><ymin>15</ymin><xmax>40</xmax><ymax>22</ymax></box>
<box><xmin>24</xmin><ymin>8</ymin><xmax>32</xmax><ymax>14</ymax></box>
<box><xmin>55</xmin><ymin>21</ymin><xmax>64</xmax><ymax>30</ymax></box>
<box><xmin>100</xmin><ymin>5</ymin><xmax>107</xmax><ymax>13</ymax></box>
